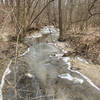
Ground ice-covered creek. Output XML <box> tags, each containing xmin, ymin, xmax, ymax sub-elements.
<box><xmin>0</xmin><ymin>26</ymin><xmax>100</xmax><ymax>100</ymax></box>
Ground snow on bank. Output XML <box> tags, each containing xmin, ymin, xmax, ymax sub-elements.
<box><xmin>58</xmin><ymin>57</ymin><xmax>84</xmax><ymax>84</ymax></box>
<box><xmin>77</xmin><ymin>57</ymin><xmax>89</xmax><ymax>64</ymax></box>
<box><xmin>19</xmin><ymin>48</ymin><xmax>30</xmax><ymax>57</ymax></box>
<box><xmin>0</xmin><ymin>60</ymin><xmax>12</xmax><ymax>100</ymax></box>
<box><xmin>58</xmin><ymin>73</ymin><xmax>84</xmax><ymax>84</ymax></box>
<box><xmin>62</xmin><ymin>57</ymin><xmax>100</xmax><ymax>91</ymax></box>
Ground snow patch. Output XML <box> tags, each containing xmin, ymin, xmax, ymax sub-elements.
<box><xmin>77</xmin><ymin>57</ymin><xmax>89</xmax><ymax>64</ymax></box>
<box><xmin>62</xmin><ymin>56</ymin><xmax>100</xmax><ymax>92</ymax></box>
<box><xmin>55</xmin><ymin>54</ymin><xmax>64</xmax><ymax>58</ymax></box>
<box><xmin>19</xmin><ymin>48</ymin><xmax>30</xmax><ymax>57</ymax></box>
<box><xmin>32</xmin><ymin>34</ymin><xmax>42</xmax><ymax>38</ymax></box>
<box><xmin>25</xmin><ymin>73</ymin><xmax>33</xmax><ymax>78</ymax></box>
<box><xmin>58</xmin><ymin>73</ymin><xmax>84</xmax><ymax>84</ymax></box>
<box><xmin>62</xmin><ymin>57</ymin><xmax>70</xmax><ymax>63</ymax></box>
<box><xmin>0</xmin><ymin>60</ymin><xmax>12</xmax><ymax>100</ymax></box>
<box><xmin>62</xmin><ymin>49</ymin><xmax>68</xmax><ymax>53</ymax></box>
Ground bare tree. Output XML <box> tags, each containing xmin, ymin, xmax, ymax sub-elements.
<box><xmin>1</xmin><ymin>0</ymin><xmax>3</xmax><ymax>4</ymax></box>
<box><xmin>58</xmin><ymin>0</ymin><xmax>64</xmax><ymax>41</ymax></box>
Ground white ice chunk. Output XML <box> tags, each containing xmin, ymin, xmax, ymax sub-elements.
<box><xmin>32</xmin><ymin>33</ymin><xmax>42</xmax><ymax>38</ymax></box>
<box><xmin>62</xmin><ymin>57</ymin><xmax>71</xmax><ymax>69</ymax></box>
<box><xmin>62</xmin><ymin>49</ymin><xmax>68</xmax><ymax>53</ymax></box>
<box><xmin>55</xmin><ymin>54</ymin><xmax>64</xmax><ymax>57</ymax></box>
<box><xmin>62</xmin><ymin>57</ymin><xmax>70</xmax><ymax>63</ymax></box>
<box><xmin>25</xmin><ymin>73</ymin><xmax>33</xmax><ymax>78</ymax></box>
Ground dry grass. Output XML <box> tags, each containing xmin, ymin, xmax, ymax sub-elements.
<box><xmin>63</xmin><ymin>29</ymin><xmax>100</xmax><ymax>64</ymax></box>
<box><xmin>70</xmin><ymin>57</ymin><xmax>100</xmax><ymax>87</ymax></box>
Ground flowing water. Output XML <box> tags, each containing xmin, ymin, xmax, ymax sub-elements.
<box><xmin>0</xmin><ymin>26</ymin><xmax>100</xmax><ymax>100</ymax></box>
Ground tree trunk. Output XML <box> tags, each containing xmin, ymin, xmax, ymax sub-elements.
<box><xmin>58</xmin><ymin>0</ymin><xmax>64</xmax><ymax>41</ymax></box>
<box><xmin>1</xmin><ymin>0</ymin><xmax>3</xmax><ymax>4</ymax></box>
<box><xmin>5</xmin><ymin>0</ymin><xmax>9</xmax><ymax>6</ymax></box>
<box><xmin>16</xmin><ymin>0</ymin><xmax>20</xmax><ymax>37</ymax></box>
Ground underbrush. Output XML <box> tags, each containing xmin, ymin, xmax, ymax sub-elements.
<box><xmin>65</xmin><ymin>33</ymin><xmax>100</xmax><ymax>64</ymax></box>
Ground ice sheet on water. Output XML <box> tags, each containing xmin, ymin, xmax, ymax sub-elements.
<box><xmin>41</xmin><ymin>26</ymin><xmax>59</xmax><ymax>34</ymax></box>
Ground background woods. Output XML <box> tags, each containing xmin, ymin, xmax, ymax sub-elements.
<box><xmin>0</xmin><ymin>0</ymin><xmax>100</xmax><ymax>40</ymax></box>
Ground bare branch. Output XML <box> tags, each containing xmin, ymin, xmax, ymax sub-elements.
<box><xmin>28</xmin><ymin>0</ymin><xmax>54</xmax><ymax>28</ymax></box>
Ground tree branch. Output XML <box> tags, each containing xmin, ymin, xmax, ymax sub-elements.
<box><xmin>27</xmin><ymin>0</ymin><xmax>54</xmax><ymax>28</ymax></box>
